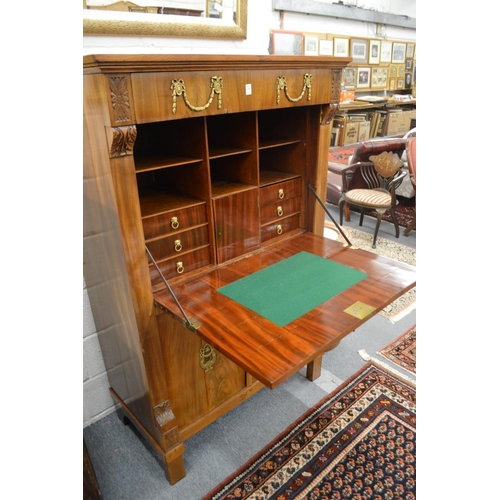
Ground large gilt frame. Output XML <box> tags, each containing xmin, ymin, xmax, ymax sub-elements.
<box><xmin>83</xmin><ymin>0</ymin><xmax>247</xmax><ymax>39</ymax></box>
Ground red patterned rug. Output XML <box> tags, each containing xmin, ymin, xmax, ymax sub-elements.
<box><xmin>202</xmin><ymin>362</ymin><xmax>416</xmax><ymax>500</ymax></box>
<box><xmin>329</xmin><ymin>145</ymin><xmax>416</xmax><ymax>229</ymax></box>
<box><xmin>378</xmin><ymin>325</ymin><xmax>416</xmax><ymax>375</ymax></box>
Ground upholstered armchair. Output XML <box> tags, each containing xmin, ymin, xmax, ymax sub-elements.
<box><xmin>338</xmin><ymin>151</ymin><xmax>407</xmax><ymax>248</ymax></box>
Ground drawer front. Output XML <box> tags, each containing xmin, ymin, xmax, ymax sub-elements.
<box><xmin>146</xmin><ymin>225</ymin><xmax>209</xmax><ymax>262</ymax></box>
<box><xmin>149</xmin><ymin>247</ymin><xmax>212</xmax><ymax>290</ymax></box>
<box><xmin>261</xmin><ymin>214</ymin><xmax>301</xmax><ymax>243</ymax></box>
<box><xmin>142</xmin><ymin>203</ymin><xmax>207</xmax><ymax>240</ymax></box>
<box><xmin>260</xmin><ymin>178</ymin><xmax>302</xmax><ymax>206</ymax></box>
<box><xmin>260</xmin><ymin>196</ymin><xmax>301</xmax><ymax>225</ymax></box>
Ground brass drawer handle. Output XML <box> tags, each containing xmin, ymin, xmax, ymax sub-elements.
<box><xmin>174</xmin><ymin>239</ymin><xmax>182</xmax><ymax>252</ymax></box>
<box><xmin>176</xmin><ymin>261</ymin><xmax>184</xmax><ymax>274</ymax></box>
<box><xmin>278</xmin><ymin>188</ymin><xmax>284</xmax><ymax>199</ymax></box>
<box><xmin>276</xmin><ymin>224</ymin><xmax>283</xmax><ymax>235</ymax></box>
<box><xmin>171</xmin><ymin>217</ymin><xmax>179</xmax><ymax>229</ymax></box>
<box><xmin>277</xmin><ymin>206</ymin><xmax>284</xmax><ymax>217</ymax></box>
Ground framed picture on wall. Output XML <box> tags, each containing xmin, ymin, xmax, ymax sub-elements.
<box><xmin>371</xmin><ymin>67</ymin><xmax>388</xmax><ymax>88</ymax></box>
<box><xmin>380</xmin><ymin>41</ymin><xmax>392</xmax><ymax>63</ymax></box>
<box><xmin>398</xmin><ymin>65</ymin><xmax>405</xmax><ymax>77</ymax></box>
<box><xmin>392</xmin><ymin>42</ymin><xmax>406</xmax><ymax>63</ymax></box>
<box><xmin>405</xmin><ymin>72</ymin><xmax>412</xmax><ymax>89</ymax></box>
<box><xmin>270</xmin><ymin>30</ymin><xmax>304</xmax><ymax>55</ymax></box>
<box><xmin>351</xmin><ymin>39</ymin><xmax>368</xmax><ymax>63</ymax></box>
<box><xmin>405</xmin><ymin>58</ymin><xmax>413</xmax><ymax>71</ymax></box>
<box><xmin>397</xmin><ymin>78</ymin><xmax>404</xmax><ymax>89</ymax></box>
<box><xmin>389</xmin><ymin>78</ymin><xmax>396</xmax><ymax>91</ymax></box>
<box><xmin>319</xmin><ymin>38</ymin><xmax>333</xmax><ymax>56</ymax></box>
<box><xmin>369</xmin><ymin>40</ymin><xmax>381</xmax><ymax>64</ymax></box>
<box><xmin>334</xmin><ymin>37</ymin><xmax>349</xmax><ymax>57</ymax></box>
<box><xmin>389</xmin><ymin>64</ymin><xmax>398</xmax><ymax>78</ymax></box>
<box><xmin>342</xmin><ymin>67</ymin><xmax>356</xmax><ymax>89</ymax></box>
<box><xmin>356</xmin><ymin>67</ymin><xmax>371</xmax><ymax>88</ymax></box>
<box><xmin>406</xmin><ymin>43</ymin><xmax>415</xmax><ymax>58</ymax></box>
<box><xmin>304</xmin><ymin>35</ymin><xmax>319</xmax><ymax>56</ymax></box>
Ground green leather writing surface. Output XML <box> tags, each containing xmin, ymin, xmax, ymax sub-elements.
<box><xmin>218</xmin><ymin>251</ymin><xmax>367</xmax><ymax>327</ymax></box>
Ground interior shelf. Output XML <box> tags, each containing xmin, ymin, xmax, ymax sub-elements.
<box><xmin>209</xmin><ymin>147</ymin><xmax>253</xmax><ymax>159</ymax></box>
<box><xmin>258</xmin><ymin>139</ymin><xmax>301</xmax><ymax>150</ymax></box>
<box><xmin>259</xmin><ymin>170</ymin><xmax>300</xmax><ymax>187</ymax></box>
<box><xmin>139</xmin><ymin>189</ymin><xmax>205</xmax><ymax>219</ymax></box>
<box><xmin>135</xmin><ymin>156</ymin><xmax>203</xmax><ymax>173</ymax></box>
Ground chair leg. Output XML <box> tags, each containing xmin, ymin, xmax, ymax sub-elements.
<box><xmin>372</xmin><ymin>213</ymin><xmax>383</xmax><ymax>248</ymax></box>
<box><xmin>404</xmin><ymin>217</ymin><xmax>416</xmax><ymax>236</ymax></box>
<box><xmin>390</xmin><ymin>207</ymin><xmax>400</xmax><ymax>238</ymax></box>
<box><xmin>338</xmin><ymin>199</ymin><xmax>345</xmax><ymax>225</ymax></box>
<box><xmin>359</xmin><ymin>208</ymin><xmax>364</xmax><ymax>227</ymax></box>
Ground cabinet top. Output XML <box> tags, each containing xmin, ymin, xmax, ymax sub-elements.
<box><xmin>83</xmin><ymin>54</ymin><xmax>351</xmax><ymax>74</ymax></box>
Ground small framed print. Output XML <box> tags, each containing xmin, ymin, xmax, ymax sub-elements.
<box><xmin>319</xmin><ymin>38</ymin><xmax>333</xmax><ymax>56</ymax></box>
<box><xmin>389</xmin><ymin>78</ymin><xmax>396</xmax><ymax>91</ymax></box>
<box><xmin>356</xmin><ymin>67</ymin><xmax>371</xmax><ymax>89</ymax></box>
<box><xmin>397</xmin><ymin>78</ymin><xmax>404</xmax><ymax>89</ymax></box>
<box><xmin>351</xmin><ymin>38</ymin><xmax>368</xmax><ymax>63</ymax></box>
<box><xmin>398</xmin><ymin>65</ymin><xmax>405</xmax><ymax>77</ymax></box>
<box><xmin>270</xmin><ymin>30</ymin><xmax>304</xmax><ymax>55</ymax></box>
<box><xmin>405</xmin><ymin>72</ymin><xmax>412</xmax><ymax>89</ymax></box>
<box><xmin>392</xmin><ymin>42</ymin><xmax>406</xmax><ymax>63</ymax></box>
<box><xmin>369</xmin><ymin>40</ymin><xmax>381</xmax><ymax>64</ymax></box>
<box><xmin>380</xmin><ymin>41</ymin><xmax>392</xmax><ymax>63</ymax></box>
<box><xmin>389</xmin><ymin>64</ymin><xmax>398</xmax><ymax>78</ymax></box>
<box><xmin>304</xmin><ymin>35</ymin><xmax>319</xmax><ymax>56</ymax></box>
<box><xmin>371</xmin><ymin>67</ymin><xmax>388</xmax><ymax>89</ymax></box>
<box><xmin>407</xmin><ymin>43</ymin><xmax>415</xmax><ymax>58</ymax></box>
<box><xmin>342</xmin><ymin>67</ymin><xmax>356</xmax><ymax>89</ymax></box>
<box><xmin>405</xmin><ymin>58</ymin><xmax>413</xmax><ymax>71</ymax></box>
<box><xmin>334</xmin><ymin>37</ymin><xmax>349</xmax><ymax>57</ymax></box>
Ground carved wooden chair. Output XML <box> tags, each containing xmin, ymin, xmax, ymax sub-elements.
<box><xmin>403</xmin><ymin>136</ymin><xmax>416</xmax><ymax>236</ymax></box>
<box><xmin>338</xmin><ymin>151</ymin><xmax>407</xmax><ymax>248</ymax></box>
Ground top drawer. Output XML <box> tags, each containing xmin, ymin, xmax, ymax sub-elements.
<box><xmin>260</xmin><ymin>178</ymin><xmax>302</xmax><ymax>207</ymax></box>
<box><xmin>142</xmin><ymin>203</ymin><xmax>207</xmax><ymax>241</ymax></box>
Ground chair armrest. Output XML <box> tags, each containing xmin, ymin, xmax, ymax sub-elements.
<box><xmin>340</xmin><ymin>161</ymin><xmax>373</xmax><ymax>192</ymax></box>
<box><xmin>388</xmin><ymin>170</ymin><xmax>407</xmax><ymax>195</ymax></box>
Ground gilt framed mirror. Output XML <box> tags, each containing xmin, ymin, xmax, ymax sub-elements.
<box><xmin>83</xmin><ymin>0</ymin><xmax>247</xmax><ymax>39</ymax></box>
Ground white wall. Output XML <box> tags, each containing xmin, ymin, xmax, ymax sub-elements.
<box><xmin>82</xmin><ymin>0</ymin><xmax>416</xmax><ymax>428</ymax></box>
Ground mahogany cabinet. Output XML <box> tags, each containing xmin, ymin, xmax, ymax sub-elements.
<box><xmin>83</xmin><ymin>54</ymin><xmax>414</xmax><ymax>485</ymax></box>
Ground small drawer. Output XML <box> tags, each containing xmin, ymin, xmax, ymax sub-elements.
<box><xmin>142</xmin><ymin>203</ymin><xmax>207</xmax><ymax>240</ymax></box>
<box><xmin>146</xmin><ymin>225</ymin><xmax>209</xmax><ymax>262</ymax></box>
<box><xmin>260</xmin><ymin>178</ymin><xmax>302</xmax><ymax>206</ymax></box>
<box><xmin>260</xmin><ymin>196</ymin><xmax>301</xmax><ymax>225</ymax></box>
<box><xmin>149</xmin><ymin>247</ymin><xmax>212</xmax><ymax>290</ymax></box>
<box><xmin>261</xmin><ymin>214</ymin><xmax>301</xmax><ymax>243</ymax></box>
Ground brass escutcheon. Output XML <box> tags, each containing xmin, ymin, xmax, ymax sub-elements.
<box><xmin>176</xmin><ymin>262</ymin><xmax>184</xmax><ymax>274</ymax></box>
<box><xmin>277</xmin><ymin>224</ymin><xmax>283</xmax><ymax>235</ymax></box>
<box><xmin>171</xmin><ymin>217</ymin><xmax>179</xmax><ymax>229</ymax></box>
<box><xmin>277</xmin><ymin>206</ymin><xmax>284</xmax><ymax>217</ymax></box>
<box><xmin>200</xmin><ymin>343</ymin><xmax>216</xmax><ymax>372</ymax></box>
<box><xmin>174</xmin><ymin>240</ymin><xmax>182</xmax><ymax>252</ymax></box>
<box><xmin>278</xmin><ymin>188</ymin><xmax>284</xmax><ymax>199</ymax></box>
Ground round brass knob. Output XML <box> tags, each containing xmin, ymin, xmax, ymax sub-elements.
<box><xmin>277</xmin><ymin>206</ymin><xmax>283</xmax><ymax>217</ymax></box>
<box><xmin>278</xmin><ymin>188</ymin><xmax>284</xmax><ymax>199</ymax></box>
<box><xmin>277</xmin><ymin>224</ymin><xmax>283</xmax><ymax>235</ymax></box>
<box><xmin>171</xmin><ymin>217</ymin><xmax>179</xmax><ymax>229</ymax></box>
<box><xmin>174</xmin><ymin>240</ymin><xmax>182</xmax><ymax>252</ymax></box>
<box><xmin>176</xmin><ymin>262</ymin><xmax>184</xmax><ymax>274</ymax></box>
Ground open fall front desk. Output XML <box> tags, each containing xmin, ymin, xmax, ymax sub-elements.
<box><xmin>154</xmin><ymin>232</ymin><xmax>415</xmax><ymax>389</ymax></box>
<box><xmin>83</xmin><ymin>54</ymin><xmax>416</xmax><ymax>485</ymax></box>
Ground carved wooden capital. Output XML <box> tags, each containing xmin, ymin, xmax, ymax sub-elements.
<box><xmin>106</xmin><ymin>125</ymin><xmax>137</xmax><ymax>158</ymax></box>
<box><xmin>321</xmin><ymin>69</ymin><xmax>343</xmax><ymax>124</ymax></box>
<box><xmin>154</xmin><ymin>400</ymin><xmax>176</xmax><ymax>432</ymax></box>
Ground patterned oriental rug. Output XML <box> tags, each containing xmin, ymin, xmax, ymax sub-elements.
<box><xmin>379</xmin><ymin>325</ymin><xmax>416</xmax><ymax>375</ymax></box>
<box><xmin>202</xmin><ymin>362</ymin><xmax>416</xmax><ymax>500</ymax></box>
<box><xmin>324</xmin><ymin>223</ymin><xmax>416</xmax><ymax>320</ymax></box>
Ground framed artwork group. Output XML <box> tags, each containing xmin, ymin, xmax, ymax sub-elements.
<box><xmin>270</xmin><ymin>30</ymin><xmax>416</xmax><ymax>92</ymax></box>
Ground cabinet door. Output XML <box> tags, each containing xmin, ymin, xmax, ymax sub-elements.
<box><xmin>213</xmin><ymin>188</ymin><xmax>260</xmax><ymax>264</ymax></box>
